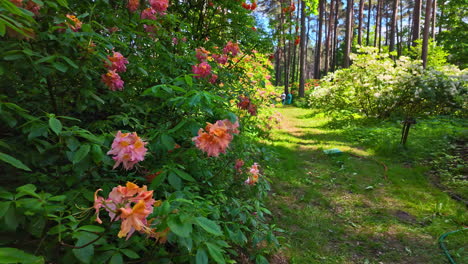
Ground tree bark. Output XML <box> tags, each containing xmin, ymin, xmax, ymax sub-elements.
<box><xmin>366</xmin><ymin>0</ymin><xmax>372</xmax><ymax>46</ymax></box>
<box><xmin>389</xmin><ymin>0</ymin><xmax>399</xmax><ymax>53</ymax></box>
<box><xmin>344</xmin><ymin>0</ymin><xmax>354</xmax><ymax>67</ymax></box>
<box><xmin>299</xmin><ymin>0</ymin><xmax>307</xmax><ymax>97</ymax></box>
<box><xmin>314</xmin><ymin>0</ymin><xmax>324</xmax><ymax>78</ymax></box>
<box><xmin>374</xmin><ymin>0</ymin><xmax>381</xmax><ymax>47</ymax></box>
<box><xmin>325</xmin><ymin>0</ymin><xmax>336</xmax><ymax>74</ymax></box>
<box><xmin>422</xmin><ymin>0</ymin><xmax>433</xmax><ymax>68</ymax></box>
<box><xmin>412</xmin><ymin>0</ymin><xmax>422</xmax><ymax>46</ymax></box>
<box><xmin>358</xmin><ymin>0</ymin><xmax>364</xmax><ymax>45</ymax></box>
<box><xmin>431</xmin><ymin>0</ymin><xmax>437</xmax><ymax>39</ymax></box>
<box><xmin>332</xmin><ymin>0</ymin><xmax>340</xmax><ymax>71</ymax></box>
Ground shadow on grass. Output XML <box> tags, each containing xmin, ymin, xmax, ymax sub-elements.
<box><xmin>260</xmin><ymin>107</ymin><xmax>467</xmax><ymax>263</ymax></box>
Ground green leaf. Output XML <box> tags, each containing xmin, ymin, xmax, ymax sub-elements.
<box><xmin>90</xmin><ymin>144</ymin><xmax>103</xmax><ymax>164</ymax></box>
<box><xmin>195</xmin><ymin>248</ymin><xmax>208</xmax><ymax>264</ymax></box>
<box><xmin>0</xmin><ymin>202</ymin><xmax>11</xmax><ymax>218</ymax></box>
<box><xmin>0</xmin><ymin>248</ymin><xmax>44</xmax><ymax>264</ymax></box>
<box><xmin>168</xmin><ymin>172</ymin><xmax>182</xmax><ymax>190</ymax></box>
<box><xmin>72</xmin><ymin>232</ymin><xmax>97</xmax><ymax>264</ymax></box>
<box><xmin>160</xmin><ymin>134</ymin><xmax>175</xmax><ymax>150</ymax></box>
<box><xmin>56</xmin><ymin>0</ymin><xmax>69</xmax><ymax>8</ymax></box>
<box><xmin>49</xmin><ymin>117</ymin><xmax>62</xmax><ymax>135</ymax></box>
<box><xmin>0</xmin><ymin>22</ymin><xmax>5</xmax><ymax>37</ymax></box>
<box><xmin>52</xmin><ymin>62</ymin><xmax>68</xmax><ymax>73</ymax></box>
<box><xmin>0</xmin><ymin>152</ymin><xmax>31</xmax><ymax>171</ymax></box>
<box><xmin>109</xmin><ymin>253</ymin><xmax>123</xmax><ymax>264</ymax></box>
<box><xmin>195</xmin><ymin>217</ymin><xmax>222</xmax><ymax>236</ymax></box>
<box><xmin>205</xmin><ymin>242</ymin><xmax>225</xmax><ymax>264</ymax></box>
<box><xmin>66</xmin><ymin>136</ymin><xmax>80</xmax><ymax>151</ymax></box>
<box><xmin>167</xmin><ymin>215</ymin><xmax>192</xmax><ymax>238</ymax></box>
<box><xmin>73</xmin><ymin>144</ymin><xmax>90</xmax><ymax>164</ymax></box>
<box><xmin>173</xmin><ymin>168</ymin><xmax>196</xmax><ymax>182</ymax></box>
<box><xmin>255</xmin><ymin>255</ymin><xmax>269</xmax><ymax>264</ymax></box>
<box><xmin>120</xmin><ymin>249</ymin><xmax>139</xmax><ymax>259</ymax></box>
<box><xmin>185</xmin><ymin>74</ymin><xmax>193</xmax><ymax>87</ymax></box>
<box><xmin>78</xmin><ymin>225</ymin><xmax>105</xmax><ymax>233</ymax></box>
<box><xmin>61</xmin><ymin>56</ymin><xmax>78</xmax><ymax>69</ymax></box>
<box><xmin>16</xmin><ymin>184</ymin><xmax>39</xmax><ymax>198</ymax></box>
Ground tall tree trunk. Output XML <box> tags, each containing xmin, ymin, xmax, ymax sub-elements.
<box><xmin>389</xmin><ymin>0</ymin><xmax>399</xmax><ymax>53</ymax></box>
<box><xmin>431</xmin><ymin>0</ymin><xmax>437</xmax><ymax>39</ymax></box>
<box><xmin>407</xmin><ymin>1</ymin><xmax>413</xmax><ymax>49</ymax></box>
<box><xmin>385</xmin><ymin>5</ymin><xmax>390</xmax><ymax>46</ymax></box>
<box><xmin>422</xmin><ymin>0</ymin><xmax>433</xmax><ymax>68</ymax></box>
<box><xmin>314</xmin><ymin>0</ymin><xmax>324</xmax><ymax>78</ymax></box>
<box><xmin>306</xmin><ymin>16</ymin><xmax>311</xmax><ymax>79</ymax></box>
<box><xmin>299</xmin><ymin>0</ymin><xmax>307</xmax><ymax>97</ymax></box>
<box><xmin>325</xmin><ymin>0</ymin><xmax>336</xmax><ymax>74</ymax></box>
<box><xmin>366</xmin><ymin>0</ymin><xmax>372</xmax><ymax>46</ymax></box>
<box><xmin>344</xmin><ymin>0</ymin><xmax>354</xmax><ymax>67</ymax></box>
<box><xmin>412</xmin><ymin>0</ymin><xmax>422</xmax><ymax>45</ymax></box>
<box><xmin>332</xmin><ymin>0</ymin><xmax>340</xmax><ymax>71</ymax></box>
<box><xmin>378</xmin><ymin>0</ymin><xmax>383</xmax><ymax>51</ymax></box>
<box><xmin>358</xmin><ymin>0</ymin><xmax>364</xmax><ymax>45</ymax></box>
<box><xmin>374</xmin><ymin>0</ymin><xmax>381</xmax><ymax>47</ymax></box>
<box><xmin>280</xmin><ymin>2</ymin><xmax>289</xmax><ymax>94</ymax></box>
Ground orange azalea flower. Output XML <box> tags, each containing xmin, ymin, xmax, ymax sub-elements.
<box><xmin>192</xmin><ymin>119</ymin><xmax>241</xmax><ymax>157</ymax></box>
<box><xmin>118</xmin><ymin>200</ymin><xmax>151</xmax><ymax>239</ymax></box>
<box><xmin>66</xmin><ymin>14</ymin><xmax>82</xmax><ymax>32</ymax></box>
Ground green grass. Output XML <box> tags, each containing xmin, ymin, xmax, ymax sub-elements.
<box><xmin>262</xmin><ymin>106</ymin><xmax>467</xmax><ymax>264</ymax></box>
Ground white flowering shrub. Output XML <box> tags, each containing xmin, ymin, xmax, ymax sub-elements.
<box><xmin>309</xmin><ymin>47</ymin><xmax>467</xmax><ymax>119</ymax></box>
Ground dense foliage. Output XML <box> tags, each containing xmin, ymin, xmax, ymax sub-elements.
<box><xmin>309</xmin><ymin>47</ymin><xmax>467</xmax><ymax>120</ymax></box>
<box><xmin>0</xmin><ymin>0</ymin><xmax>283</xmax><ymax>263</ymax></box>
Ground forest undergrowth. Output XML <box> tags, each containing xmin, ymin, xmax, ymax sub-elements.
<box><xmin>263</xmin><ymin>106</ymin><xmax>467</xmax><ymax>264</ymax></box>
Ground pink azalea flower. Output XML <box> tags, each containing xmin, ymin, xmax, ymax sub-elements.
<box><xmin>223</xmin><ymin>41</ymin><xmax>240</xmax><ymax>56</ymax></box>
<box><xmin>213</xmin><ymin>54</ymin><xmax>228</xmax><ymax>65</ymax></box>
<box><xmin>245</xmin><ymin>163</ymin><xmax>260</xmax><ymax>185</ymax></box>
<box><xmin>141</xmin><ymin>7</ymin><xmax>157</xmax><ymax>20</ymax></box>
<box><xmin>143</xmin><ymin>24</ymin><xmax>157</xmax><ymax>34</ymax></box>
<box><xmin>234</xmin><ymin>159</ymin><xmax>244</xmax><ymax>172</ymax></box>
<box><xmin>102</xmin><ymin>70</ymin><xmax>124</xmax><ymax>91</ymax></box>
<box><xmin>172</xmin><ymin>37</ymin><xmax>178</xmax><ymax>45</ymax></box>
<box><xmin>105</xmin><ymin>52</ymin><xmax>129</xmax><ymax>73</ymax></box>
<box><xmin>209</xmin><ymin>74</ymin><xmax>218</xmax><ymax>84</ymax></box>
<box><xmin>192</xmin><ymin>62</ymin><xmax>212</xmax><ymax>78</ymax></box>
<box><xmin>195</xmin><ymin>47</ymin><xmax>209</xmax><ymax>62</ymax></box>
<box><xmin>127</xmin><ymin>0</ymin><xmax>140</xmax><ymax>12</ymax></box>
<box><xmin>107</xmin><ymin>131</ymin><xmax>148</xmax><ymax>170</ymax></box>
<box><xmin>149</xmin><ymin>0</ymin><xmax>168</xmax><ymax>13</ymax></box>
<box><xmin>25</xmin><ymin>0</ymin><xmax>41</xmax><ymax>16</ymax></box>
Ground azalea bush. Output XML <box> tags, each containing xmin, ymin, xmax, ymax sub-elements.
<box><xmin>309</xmin><ymin>47</ymin><xmax>467</xmax><ymax>119</ymax></box>
<box><xmin>0</xmin><ymin>0</ymin><xmax>280</xmax><ymax>263</ymax></box>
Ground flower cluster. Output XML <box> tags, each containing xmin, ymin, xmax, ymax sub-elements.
<box><xmin>107</xmin><ymin>131</ymin><xmax>148</xmax><ymax>170</ymax></box>
<box><xmin>192</xmin><ymin>119</ymin><xmax>239</xmax><ymax>157</ymax></box>
<box><xmin>195</xmin><ymin>47</ymin><xmax>210</xmax><ymax>62</ymax></box>
<box><xmin>105</xmin><ymin>51</ymin><xmax>129</xmax><ymax>72</ymax></box>
<box><xmin>192</xmin><ymin>62</ymin><xmax>212</xmax><ymax>79</ymax></box>
<box><xmin>234</xmin><ymin>159</ymin><xmax>244</xmax><ymax>173</ymax></box>
<box><xmin>94</xmin><ymin>182</ymin><xmax>160</xmax><ymax>240</ymax></box>
<box><xmin>237</xmin><ymin>95</ymin><xmax>257</xmax><ymax>116</ymax></box>
<box><xmin>57</xmin><ymin>14</ymin><xmax>82</xmax><ymax>33</ymax></box>
<box><xmin>102</xmin><ymin>51</ymin><xmax>129</xmax><ymax>91</ymax></box>
<box><xmin>127</xmin><ymin>0</ymin><xmax>140</xmax><ymax>12</ymax></box>
<box><xmin>10</xmin><ymin>0</ymin><xmax>41</xmax><ymax>16</ymax></box>
<box><xmin>101</xmin><ymin>70</ymin><xmax>124</xmax><ymax>91</ymax></box>
<box><xmin>241</xmin><ymin>1</ymin><xmax>257</xmax><ymax>11</ymax></box>
<box><xmin>245</xmin><ymin>163</ymin><xmax>260</xmax><ymax>185</ymax></box>
<box><xmin>149</xmin><ymin>0</ymin><xmax>169</xmax><ymax>14</ymax></box>
<box><xmin>294</xmin><ymin>36</ymin><xmax>300</xmax><ymax>46</ymax></box>
<box><xmin>223</xmin><ymin>41</ymin><xmax>240</xmax><ymax>57</ymax></box>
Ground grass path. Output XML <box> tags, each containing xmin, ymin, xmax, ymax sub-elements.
<box><xmin>265</xmin><ymin>107</ymin><xmax>467</xmax><ymax>264</ymax></box>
